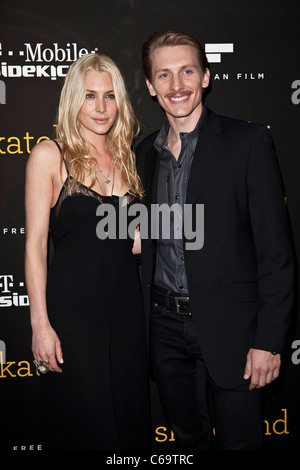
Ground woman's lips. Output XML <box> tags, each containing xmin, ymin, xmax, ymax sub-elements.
<box><xmin>93</xmin><ymin>118</ymin><xmax>109</xmax><ymax>124</ymax></box>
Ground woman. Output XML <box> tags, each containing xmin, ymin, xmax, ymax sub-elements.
<box><xmin>25</xmin><ymin>53</ymin><xmax>150</xmax><ymax>450</ymax></box>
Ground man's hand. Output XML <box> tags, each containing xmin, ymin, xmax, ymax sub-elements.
<box><xmin>243</xmin><ymin>348</ymin><xmax>281</xmax><ymax>390</ymax></box>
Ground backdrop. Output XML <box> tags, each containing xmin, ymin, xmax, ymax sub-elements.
<box><xmin>0</xmin><ymin>0</ymin><xmax>299</xmax><ymax>452</ymax></box>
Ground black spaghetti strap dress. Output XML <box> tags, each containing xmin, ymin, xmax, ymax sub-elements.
<box><xmin>40</xmin><ymin>142</ymin><xmax>150</xmax><ymax>450</ymax></box>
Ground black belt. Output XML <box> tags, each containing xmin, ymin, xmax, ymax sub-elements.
<box><xmin>152</xmin><ymin>290</ymin><xmax>191</xmax><ymax>316</ymax></box>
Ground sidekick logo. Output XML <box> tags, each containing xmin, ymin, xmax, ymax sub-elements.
<box><xmin>0</xmin><ymin>274</ymin><xmax>29</xmax><ymax>307</ymax></box>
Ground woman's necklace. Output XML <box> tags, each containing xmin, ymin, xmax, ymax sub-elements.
<box><xmin>97</xmin><ymin>158</ymin><xmax>113</xmax><ymax>184</ymax></box>
<box><xmin>94</xmin><ymin>158</ymin><xmax>116</xmax><ymax>196</ymax></box>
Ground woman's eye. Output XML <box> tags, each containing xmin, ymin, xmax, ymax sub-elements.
<box><xmin>106</xmin><ymin>94</ymin><xmax>115</xmax><ymax>99</ymax></box>
<box><xmin>86</xmin><ymin>93</ymin><xmax>95</xmax><ymax>99</ymax></box>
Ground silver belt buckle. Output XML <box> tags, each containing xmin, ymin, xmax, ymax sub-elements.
<box><xmin>174</xmin><ymin>296</ymin><xmax>191</xmax><ymax>315</ymax></box>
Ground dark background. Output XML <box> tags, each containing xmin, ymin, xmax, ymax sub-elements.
<box><xmin>0</xmin><ymin>0</ymin><xmax>299</xmax><ymax>451</ymax></box>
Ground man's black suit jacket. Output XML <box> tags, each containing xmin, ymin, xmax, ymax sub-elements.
<box><xmin>136</xmin><ymin>107</ymin><xmax>294</xmax><ymax>388</ymax></box>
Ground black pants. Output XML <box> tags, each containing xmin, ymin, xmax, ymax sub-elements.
<box><xmin>150</xmin><ymin>303</ymin><xmax>263</xmax><ymax>450</ymax></box>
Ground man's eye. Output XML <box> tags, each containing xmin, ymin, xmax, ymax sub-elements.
<box><xmin>183</xmin><ymin>69</ymin><xmax>192</xmax><ymax>75</ymax></box>
<box><xmin>159</xmin><ymin>73</ymin><xmax>169</xmax><ymax>79</ymax></box>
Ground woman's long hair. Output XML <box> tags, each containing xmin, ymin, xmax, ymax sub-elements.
<box><xmin>57</xmin><ymin>53</ymin><xmax>144</xmax><ymax>199</ymax></box>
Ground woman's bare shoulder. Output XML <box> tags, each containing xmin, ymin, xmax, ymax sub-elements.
<box><xmin>27</xmin><ymin>138</ymin><xmax>63</xmax><ymax>171</ymax></box>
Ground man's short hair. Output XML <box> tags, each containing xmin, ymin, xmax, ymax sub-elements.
<box><xmin>141</xmin><ymin>30</ymin><xmax>209</xmax><ymax>81</ymax></box>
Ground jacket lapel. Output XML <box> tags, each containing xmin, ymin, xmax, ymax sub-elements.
<box><xmin>186</xmin><ymin>108</ymin><xmax>223</xmax><ymax>205</ymax></box>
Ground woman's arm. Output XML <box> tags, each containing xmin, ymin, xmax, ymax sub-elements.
<box><xmin>25</xmin><ymin>140</ymin><xmax>63</xmax><ymax>373</ymax></box>
<box><xmin>132</xmin><ymin>227</ymin><xmax>141</xmax><ymax>255</ymax></box>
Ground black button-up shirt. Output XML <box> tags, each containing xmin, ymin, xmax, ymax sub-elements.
<box><xmin>153</xmin><ymin>108</ymin><xmax>205</xmax><ymax>294</ymax></box>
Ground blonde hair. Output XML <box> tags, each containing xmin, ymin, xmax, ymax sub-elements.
<box><xmin>57</xmin><ymin>53</ymin><xmax>144</xmax><ymax>199</ymax></box>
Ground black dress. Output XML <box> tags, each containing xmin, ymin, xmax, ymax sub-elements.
<box><xmin>40</xmin><ymin>155</ymin><xmax>150</xmax><ymax>450</ymax></box>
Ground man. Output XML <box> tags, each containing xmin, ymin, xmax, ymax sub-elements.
<box><xmin>136</xmin><ymin>30</ymin><xmax>294</xmax><ymax>450</ymax></box>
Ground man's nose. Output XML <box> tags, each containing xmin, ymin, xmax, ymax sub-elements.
<box><xmin>170</xmin><ymin>74</ymin><xmax>184</xmax><ymax>92</ymax></box>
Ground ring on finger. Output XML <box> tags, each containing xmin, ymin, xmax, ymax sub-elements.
<box><xmin>33</xmin><ymin>360</ymin><xmax>50</xmax><ymax>374</ymax></box>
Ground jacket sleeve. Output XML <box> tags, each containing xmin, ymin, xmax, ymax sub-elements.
<box><xmin>246</xmin><ymin>126</ymin><xmax>295</xmax><ymax>353</ymax></box>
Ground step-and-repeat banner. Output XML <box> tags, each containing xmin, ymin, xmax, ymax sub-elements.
<box><xmin>1</xmin><ymin>0</ymin><xmax>299</xmax><ymax>451</ymax></box>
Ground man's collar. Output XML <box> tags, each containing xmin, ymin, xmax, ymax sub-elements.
<box><xmin>154</xmin><ymin>105</ymin><xmax>207</xmax><ymax>152</ymax></box>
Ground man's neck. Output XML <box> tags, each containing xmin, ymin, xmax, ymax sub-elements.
<box><xmin>166</xmin><ymin>104</ymin><xmax>203</xmax><ymax>159</ymax></box>
<box><xmin>167</xmin><ymin>104</ymin><xmax>203</xmax><ymax>138</ymax></box>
